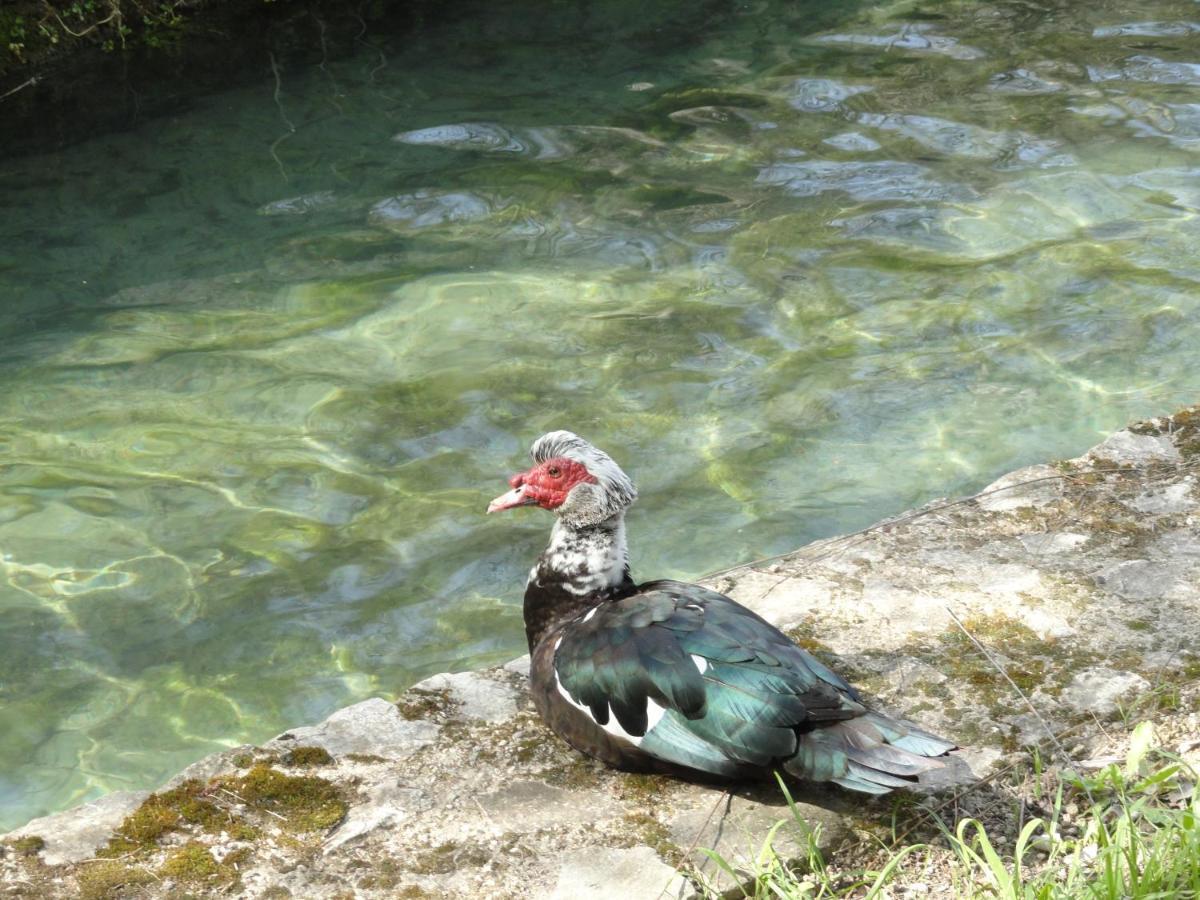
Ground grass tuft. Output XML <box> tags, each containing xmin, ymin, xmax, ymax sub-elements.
<box><xmin>693</xmin><ymin>722</ymin><xmax>1200</xmax><ymax>898</ymax></box>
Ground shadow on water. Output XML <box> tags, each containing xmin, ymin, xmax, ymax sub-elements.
<box><xmin>0</xmin><ymin>0</ymin><xmax>870</xmax><ymax>157</ymax></box>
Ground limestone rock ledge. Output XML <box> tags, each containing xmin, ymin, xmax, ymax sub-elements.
<box><xmin>3</xmin><ymin>407</ymin><xmax>1199</xmax><ymax>899</ymax></box>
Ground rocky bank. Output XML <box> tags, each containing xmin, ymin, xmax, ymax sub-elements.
<box><xmin>3</xmin><ymin>406</ymin><xmax>1199</xmax><ymax>898</ymax></box>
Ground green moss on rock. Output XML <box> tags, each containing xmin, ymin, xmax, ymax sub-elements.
<box><xmin>1128</xmin><ymin>405</ymin><xmax>1200</xmax><ymax>459</ymax></box>
<box><xmin>783</xmin><ymin>627</ymin><xmax>836</xmax><ymax>657</ymax></box>
<box><xmin>936</xmin><ymin>612</ymin><xmax>1051</xmax><ymax>697</ymax></box>
<box><xmin>77</xmin><ymin>859</ymin><xmax>155</xmax><ymax>900</ymax></box>
<box><xmin>396</xmin><ymin>687</ymin><xmax>457</xmax><ymax>721</ymax></box>
<box><xmin>618</xmin><ymin>812</ymin><xmax>684</xmax><ymax>866</ymax></box>
<box><xmin>282</xmin><ymin>745</ymin><xmax>335</xmax><ymax>767</ymax></box>
<box><xmin>1183</xmin><ymin>655</ymin><xmax>1200</xmax><ymax>680</ymax></box>
<box><xmin>541</xmin><ymin>755</ymin><xmax>608</xmax><ymax>791</ymax></box>
<box><xmin>101</xmin><ymin>779</ymin><xmax>227</xmax><ymax>856</ymax></box>
<box><xmin>345</xmin><ymin>752</ymin><xmax>388</xmax><ymax>764</ymax></box>
<box><xmin>407</xmin><ymin>839</ymin><xmax>492</xmax><ymax>875</ymax></box>
<box><xmin>9</xmin><ymin>834</ymin><xmax>45</xmax><ymax>856</ymax></box>
<box><xmin>220</xmin><ymin>764</ymin><xmax>347</xmax><ymax>832</ymax></box>
<box><xmin>159</xmin><ymin>843</ymin><xmax>251</xmax><ymax>889</ymax></box>
<box><xmin>356</xmin><ymin>857</ymin><xmax>403</xmax><ymax>890</ymax></box>
<box><xmin>617</xmin><ymin>773</ymin><xmax>671</xmax><ymax>804</ymax></box>
<box><xmin>160</xmin><ymin>843</ymin><xmax>220</xmax><ymax>880</ymax></box>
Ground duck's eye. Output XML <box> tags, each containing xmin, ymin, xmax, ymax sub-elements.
<box><xmin>547</xmin><ymin>465</ymin><xmax>561</xmax><ymax>477</ymax></box>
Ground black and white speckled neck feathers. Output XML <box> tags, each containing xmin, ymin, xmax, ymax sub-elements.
<box><xmin>523</xmin><ymin>513</ymin><xmax>635</xmax><ymax>651</ymax></box>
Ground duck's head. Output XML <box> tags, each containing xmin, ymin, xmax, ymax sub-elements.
<box><xmin>487</xmin><ymin>430</ymin><xmax>637</xmax><ymax>527</ymax></box>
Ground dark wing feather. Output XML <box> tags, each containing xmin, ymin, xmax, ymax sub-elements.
<box><xmin>553</xmin><ymin>580</ymin><xmax>865</xmax><ymax>773</ymax></box>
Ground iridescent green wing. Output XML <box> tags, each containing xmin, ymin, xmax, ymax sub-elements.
<box><xmin>553</xmin><ymin>580</ymin><xmax>865</xmax><ymax>773</ymax></box>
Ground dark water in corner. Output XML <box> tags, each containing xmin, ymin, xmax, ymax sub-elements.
<box><xmin>3</xmin><ymin>0</ymin><xmax>1200</xmax><ymax>829</ymax></box>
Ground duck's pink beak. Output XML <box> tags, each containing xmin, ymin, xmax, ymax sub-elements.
<box><xmin>487</xmin><ymin>473</ymin><xmax>537</xmax><ymax>514</ymax></box>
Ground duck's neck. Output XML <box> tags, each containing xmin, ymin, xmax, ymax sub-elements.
<box><xmin>523</xmin><ymin>513</ymin><xmax>635</xmax><ymax>651</ymax></box>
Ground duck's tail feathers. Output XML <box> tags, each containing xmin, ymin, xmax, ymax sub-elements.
<box><xmin>783</xmin><ymin>712</ymin><xmax>956</xmax><ymax>795</ymax></box>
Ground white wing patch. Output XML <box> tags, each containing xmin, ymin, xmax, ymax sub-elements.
<box><xmin>554</xmin><ymin>671</ymin><xmax>666</xmax><ymax>747</ymax></box>
<box><xmin>581</xmin><ymin>607</ymin><xmax>598</xmax><ymax>623</ymax></box>
<box><xmin>646</xmin><ymin>698</ymin><xmax>666</xmax><ymax>732</ymax></box>
<box><xmin>690</xmin><ymin>654</ymin><xmax>709</xmax><ymax>674</ymax></box>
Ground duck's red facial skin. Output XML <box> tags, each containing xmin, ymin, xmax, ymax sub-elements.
<box><xmin>514</xmin><ymin>457</ymin><xmax>597</xmax><ymax>509</ymax></box>
<box><xmin>487</xmin><ymin>457</ymin><xmax>596</xmax><ymax>513</ymax></box>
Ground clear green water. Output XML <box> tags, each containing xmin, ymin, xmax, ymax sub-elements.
<box><xmin>3</xmin><ymin>0</ymin><xmax>1200</xmax><ymax>830</ymax></box>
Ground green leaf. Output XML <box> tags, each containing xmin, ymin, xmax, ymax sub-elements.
<box><xmin>1133</xmin><ymin>764</ymin><xmax>1181</xmax><ymax>797</ymax></box>
<box><xmin>1126</xmin><ymin>721</ymin><xmax>1157</xmax><ymax>778</ymax></box>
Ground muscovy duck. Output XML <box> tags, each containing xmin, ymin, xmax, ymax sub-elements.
<box><xmin>487</xmin><ymin>431</ymin><xmax>954</xmax><ymax>794</ymax></box>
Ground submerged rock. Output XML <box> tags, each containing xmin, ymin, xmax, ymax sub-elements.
<box><xmin>854</xmin><ymin>112</ymin><xmax>1068</xmax><ymax>165</ymax></box>
<box><xmin>822</xmin><ymin>131</ymin><xmax>882</xmax><ymax>152</ymax></box>
<box><xmin>1088</xmin><ymin>55</ymin><xmax>1200</xmax><ymax>86</ymax></box>
<box><xmin>810</xmin><ymin>24</ymin><xmax>985</xmax><ymax>61</ymax></box>
<box><xmin>785</xmin><ymin>77</ymin><xmax>872</xmax><ymax>113</ymax></box>
<box><xmin>257</xmin><ymin>191</ymin><xmax>338</xmax><ymax>217</ymax></box>
<box><xmin>393</xmin><ymin>123</ymin><xmax>579</xmax><ymax>159</ymax></box>
<box><xmin>367</xmin><ymin>190</ymin><xmax>497</xmax><ymax>231</ymax></box>
<box><xmin>394</xmin><ymin>122</ymin><xmax>528</xmax><ymax>152</ymax></box>
<box><xmin>757</xmin><ymin>159</ymin><xmax>972</xmax><ymax>202</ymax></box>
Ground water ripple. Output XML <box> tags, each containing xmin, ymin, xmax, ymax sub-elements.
<box><xmin>1093</xmin><ymin>22</ymin><xmax>1200</xmax><ymax>38</ymax></box>
<box><xmin>812</xmin><ymin>24</ymin><xmax>985</xmax><ymax>61</ymax></box>
<box><xmin>1088</xmin><ymin>55</ymin><xmax>1200</xmax><ymax>86</ymax></box>
<box><xmin>758</xmin><ymin>159</ymin><xmax>974</xmax><ymax>202</ymax></box>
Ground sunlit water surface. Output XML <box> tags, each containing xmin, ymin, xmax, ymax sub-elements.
<box><xmin>3</xmin><ymin>0</ymin><xmax>1200</xmax><ymax>829</ymax></box>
